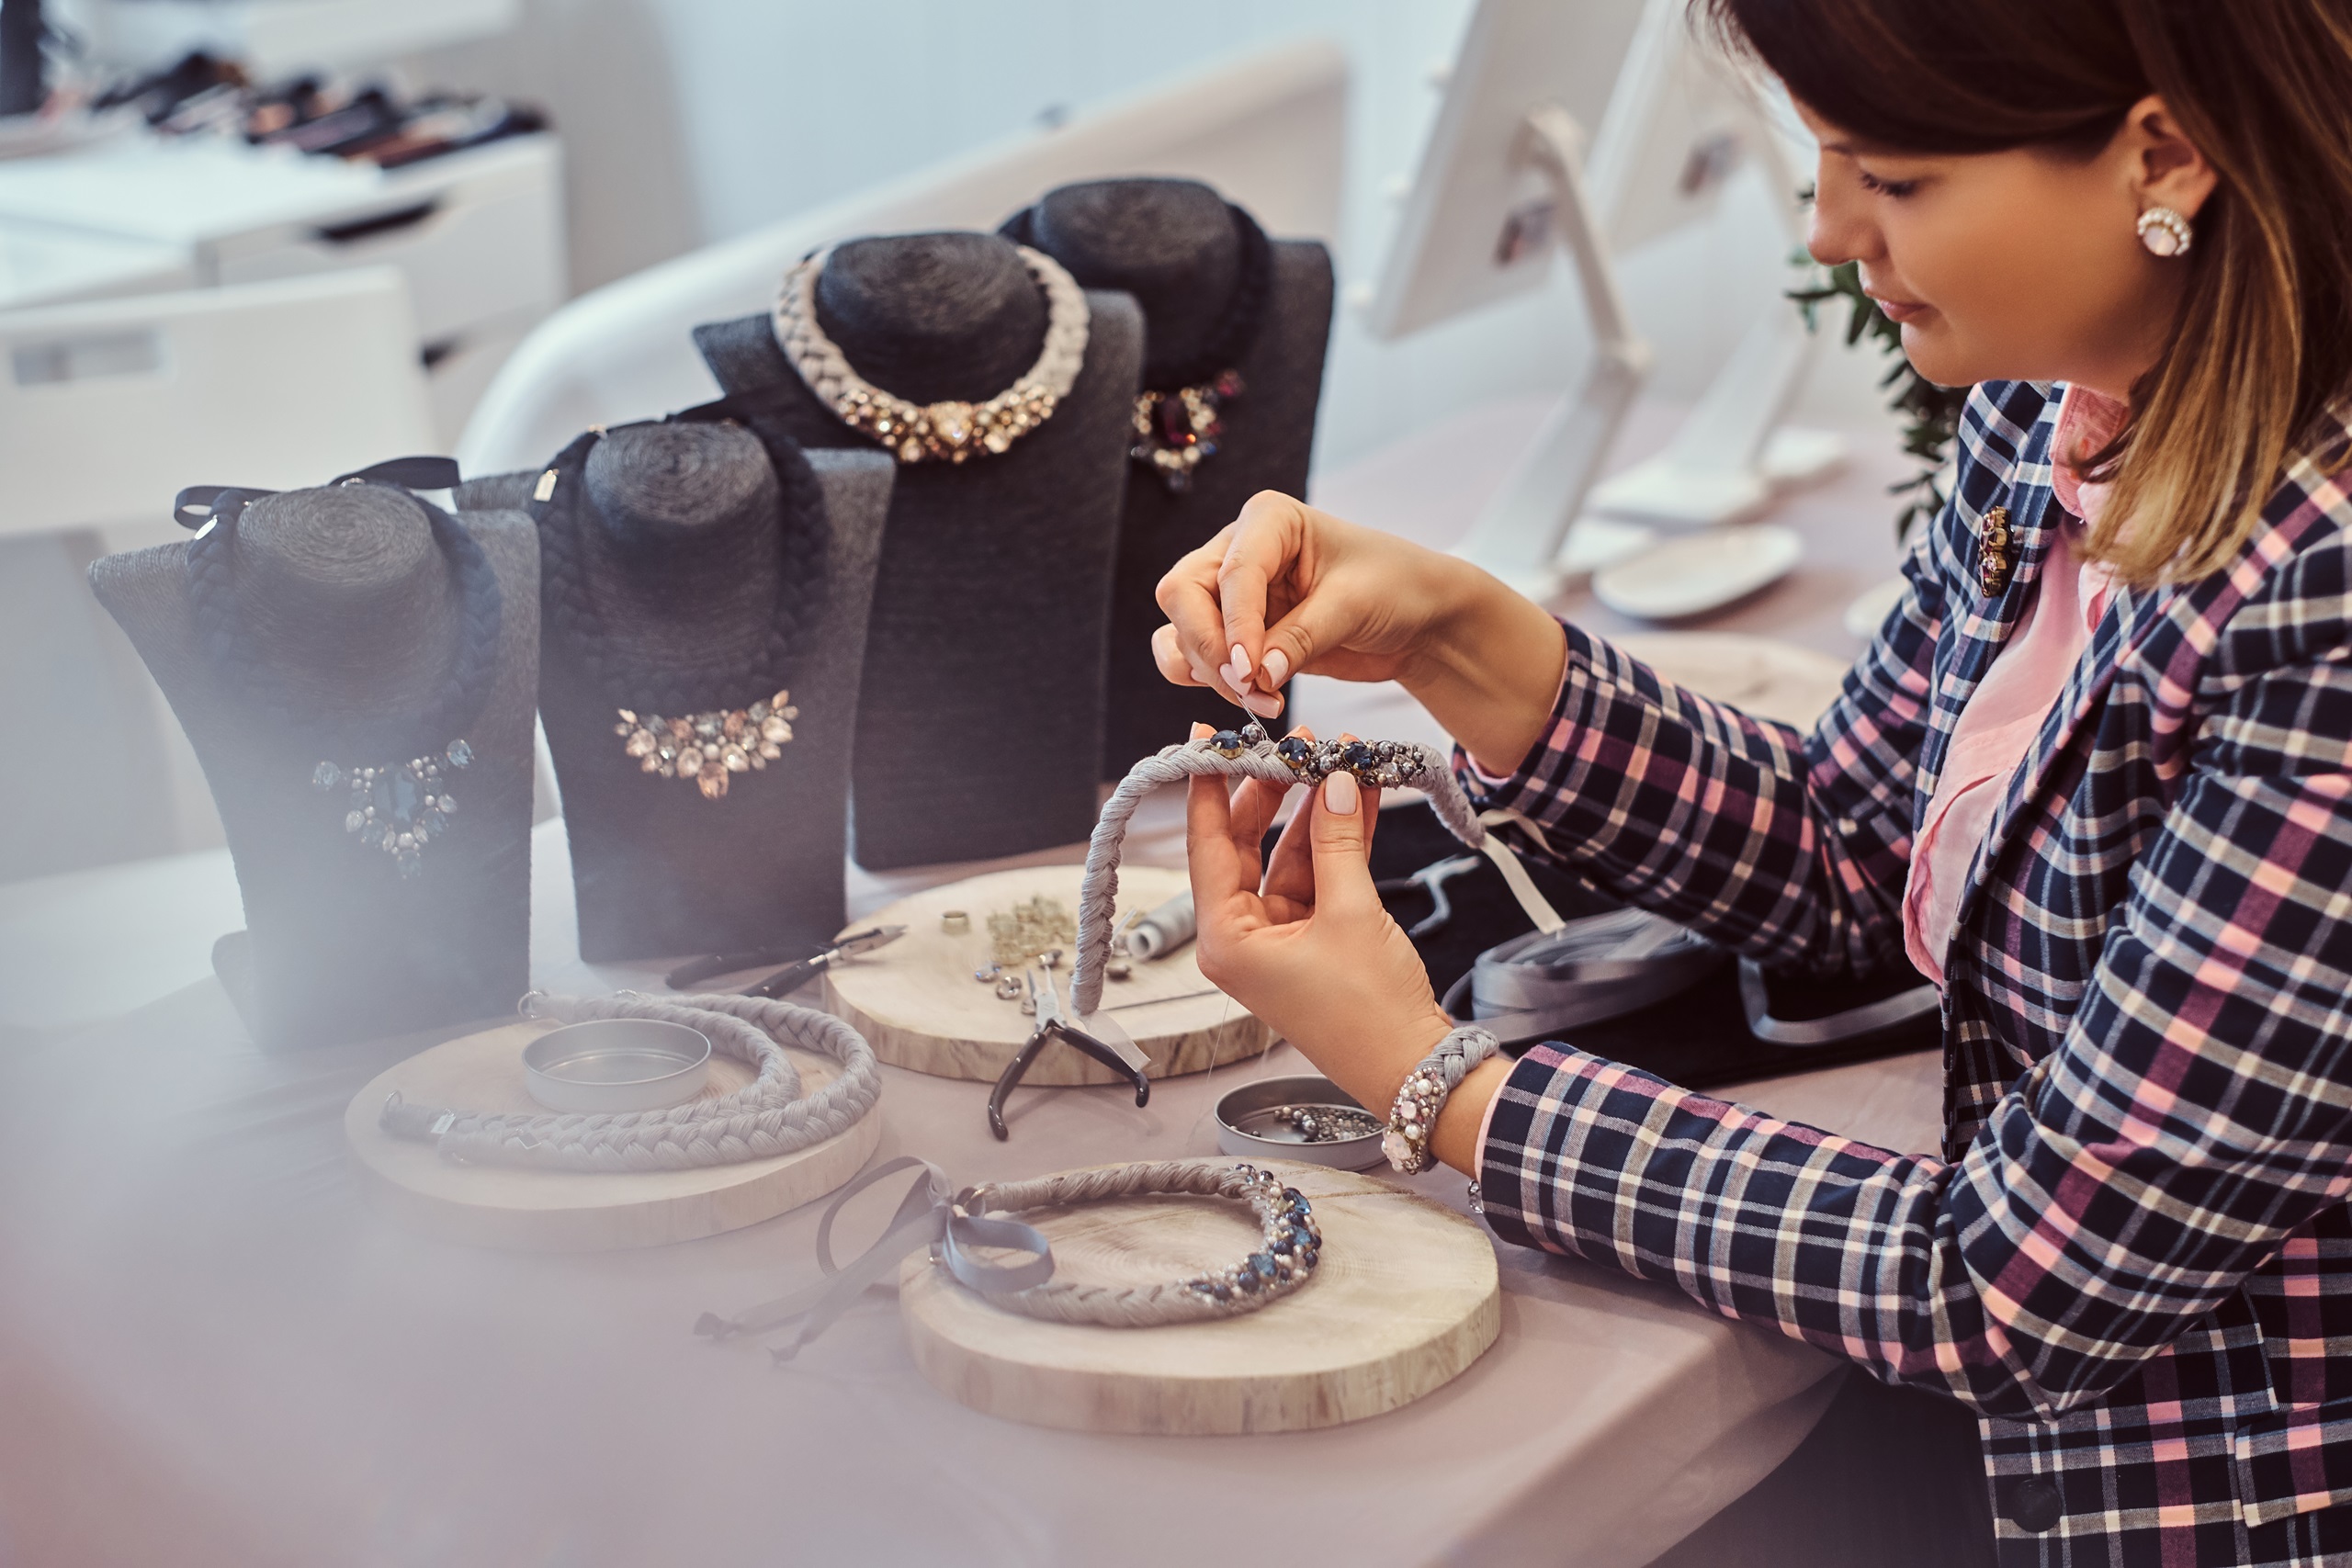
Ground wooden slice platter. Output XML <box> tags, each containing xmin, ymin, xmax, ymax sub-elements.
<box><xmin>344</xmin><ymin>1019</ymin><xmax>880</xmax><ymax>1251</ymax></box>
<box><xmin>823</xmin><ymin>864</ymin><xmax>1272</xmax><ymax>1084</ymax></box>
<box><xmin>899</xmin><ymin>1159</ymin><xmax>1500</xmax><ymax>1434</ymax></box>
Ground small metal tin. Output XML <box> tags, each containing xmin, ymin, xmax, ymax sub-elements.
<box><xmin>523</xmin><ymin>1018</ymin><xmax>713</xmax><ymax>1113</ymax></box>
<box><xmin>1215</xmin><ymin>1074</ymin><xmax>1387</xmax><ymax>1171</ymax></box>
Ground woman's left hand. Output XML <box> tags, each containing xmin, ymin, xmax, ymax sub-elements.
<box><xmin>1184</xmin><ymin>726</ymin><xmax>1457</xmax><ymax>1117</ymax></box>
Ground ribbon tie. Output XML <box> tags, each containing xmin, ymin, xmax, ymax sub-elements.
<box><xmin>174</xmin><ymin>456</ymin><xmax>463</xmax><ymax>535</ymax></box>
<box><xmin>694</xmin><ymin>1156</ymin><xmax>1056</xmax><ymax>1363</ymax></box>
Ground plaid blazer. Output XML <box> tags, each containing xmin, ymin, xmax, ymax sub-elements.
<box><xmin>1465</xmin><ymin>379</ymin><xmax>2352</xmax><ymax>1566</ymax></box>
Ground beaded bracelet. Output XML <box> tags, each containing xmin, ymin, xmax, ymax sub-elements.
<box><xmin>1382</xmin><ymin>1025</ymin><xmax>1500</xmax><ymax>1175</ymax></box>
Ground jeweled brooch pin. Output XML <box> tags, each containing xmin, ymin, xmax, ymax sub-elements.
<box><xmin>1978</xmin><ymin>505</ymin><xmax>2015</xmax><ymax>597</ymax></box>
<box><xmin>615</xmin><ymin>691</ymin><xmax>797</xmax><ymax>800</ymax></box>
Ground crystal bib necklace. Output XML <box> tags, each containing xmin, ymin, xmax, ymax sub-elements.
<box><xmin>1001</xmin><ymin>201</ymin><xmax>1272</xmax><ymax>494</ymax></box>
<box><xmin>527</xmin><ymin>412</ymin><xmax>828</xmax><ymax>801</ymax></box>
<box><xmin>770</xmin><ymin>243</ymin><xmax>1090</xmax><ymax>465</ymax></box>
<box><xmin>177</xmin><ymin>459</ymin><xmax>502</xmax><ymax>878</ymax></box>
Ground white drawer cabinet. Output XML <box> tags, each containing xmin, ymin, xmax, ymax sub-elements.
<box><xmin>208</xmin><ymin>140</ymin><xmax>562</xmax><ymax>345</ymax></box>
<box><xmin>0</xmin><ymin>132</ymin><xmax>563</xmax><ymax>355</ymax></box>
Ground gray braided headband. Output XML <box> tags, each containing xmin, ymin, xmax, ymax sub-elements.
<box><xmin>1070</xmin><ymin>721</ymin><xmax>1541</xmax><ymax>1020</ymax></box>
<box><xmin>699</xmin><ymin>1156</ymin><xmax>1322</xmax><ymax>1359</ymax></box>
<box><xmin>378</xmin><ymin>990</ymin><xmax>879</xmax><ymax>1170</ymax></box>
<box><xmin>967</xmin><ymin>1159</ymin><xmax>1320</xmax><ymax>1325</ymax></box>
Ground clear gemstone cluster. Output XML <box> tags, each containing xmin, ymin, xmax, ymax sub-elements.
<box><xmin>1201</xmin><ymin>721</ymin><xmax>1427</xmax><ymax>792</ymax></box>
<box><xmin>831</xmin><ymin>383</ymin><xmax>1059</xmax><ymax>465</ymax></box>
<box><xmin>1183</xmin><ymin>1165</ymin><xmax>1322</xmax><ymax>1303</ymax></box>
<box><xmin>1131</xmin><ymin>369</ymin><xmax>1244</xmax><ymax>493</ymax></box>
<box><xmin>773</xmin><ymin>242</ymin><xmax>1091</xmax><ymax>467</ymax></box>
<box><xmin>311</xmin><ymin>738</ymin><xmax>471</xmax><ymax>878</ymax></box>
<box><xmin>614</xmin><ymin>690</ymin><xmax>797</xmax><ymax>801</ymax></box>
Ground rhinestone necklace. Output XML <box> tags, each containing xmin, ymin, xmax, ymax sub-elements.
<box><xmin>770</xmin><ymin>243</ymin><xmax>1090</xmax><ymax>465</ymax></box>
<box><xmin>1001</xmin><ymin>201</ymin><xmax>1272</xmax><ymax>494</ymax></box>
<box><xmin>527</xmin><ymin>409</ymin><xmax>827</xmax><ymax>801</ymax></box>
<box><xmin>176</xmin><ymin>458</ymin><xmax>502</xmax><ymax>878</ymax></box>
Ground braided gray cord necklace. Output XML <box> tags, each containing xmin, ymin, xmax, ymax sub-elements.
<box><xmin>377</xmin><ymin>990</ymin><xmax>879</xmax><ymax>1170</ymax></box>
<box><xmin>1067</xmin><ymin>721</ymin><xmax>1558</xmax><ymax>1023</ymax></box>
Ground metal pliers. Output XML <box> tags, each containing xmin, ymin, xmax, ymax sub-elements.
<box><xmin>987</xmin><ymin>966</ymin><xmax>1152</xmax><ymax>1141</ymax></box>
<box><xmin>1375</xmin><ymin>853</ymin><xmax>1484</xmax><ymax>939</ymax></box>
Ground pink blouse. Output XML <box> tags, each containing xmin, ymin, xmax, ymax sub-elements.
<box><xmin>1899</xmin><ymin>384</ymin><xmax>2127</xmax><ymax>986</ymax></box>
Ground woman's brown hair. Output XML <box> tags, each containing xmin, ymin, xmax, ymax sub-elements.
<box><xmin>1699</xmin><ymin>0</ymin><xmax>2352</xmax><ymax>585</ymax></box>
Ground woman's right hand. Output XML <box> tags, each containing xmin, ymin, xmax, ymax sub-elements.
<box><xmin>1150</xmin><ymin>490</ymin><xmax>1568</xmax><ymax>773</ymax></box>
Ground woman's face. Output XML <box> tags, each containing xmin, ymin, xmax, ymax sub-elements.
<box><xmin>1793</xmin><ymin>96</ymin><xmax>2211</xmax><ymax>398</ymax></box>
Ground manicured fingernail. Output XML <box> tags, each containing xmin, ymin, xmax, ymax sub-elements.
<box><xmin>1191</xmin><ymin>722</ymin><xmax>1214</xmax><ymax>739</ymax></box>
<box><xmin>1230</xmin><ymin>644</ymin><xmax>1251</xmax><ymax>681</ymax></box>
<box><xmin>1287</xmin><ymin>725</ymin><xmax>1317</xmax><ymax>742</ymax></box>
<box><xmin>1242</xmin><ymin>690</ymin><xmax>1283</xmax><ymax>718</ymax></box>
<box><xmin>1260</xmin><ymin>648</ymin><xmax>1289</xmax><ymax>688</ymax></box>
<box><xmin>1323</xmin><ymin>770</ymin><xmax>1359</xmax><ymax>815</ymax></box>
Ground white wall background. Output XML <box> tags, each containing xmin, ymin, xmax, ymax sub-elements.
<box><xmin>413</xmin><ymin>0</ymin><xmax>1896</xmax><ymax>475</ymax></box>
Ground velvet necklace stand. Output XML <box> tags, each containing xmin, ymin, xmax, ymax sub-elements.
<box><xmin>695</xmin><ymin>231</ymin><xmax>1144</xmax><ymax>870</ymax></box>
<box><xmin>91</xmin><ymin>482</ymin><xmax>538</xmax><ymax>1049</ymax></box>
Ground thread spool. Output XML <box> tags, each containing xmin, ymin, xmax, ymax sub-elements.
<box><xmin>1125</xmin><ymin>890</ymin><xmax>1196</xmax><ymax>961</ymax></box>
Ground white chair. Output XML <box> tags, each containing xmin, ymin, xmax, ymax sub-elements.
<box><xmin>458</xmin><ymin>38</ymin><xmax>1348</xmax><ymax>477</ymax></box>
<box><xmin>0</xmin><ymin>266</ymin><xmax>436</xmax><ymax>550</ymax></box>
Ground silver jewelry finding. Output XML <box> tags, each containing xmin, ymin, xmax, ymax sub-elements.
<box><xmin>1383</xmin><ymin>1025</ymin><xmax>1501</xmax><ymax>1175</ymax></box>
<box><xmin>2137</xmin><ymin>205</ymin><xmax>2194</xmax><ymax>258</ymax></box>
<box><xmin>942</xmin><ymin>910</ymin><xmax>970</xmax><ymax>934</ymax></box>
<box><xmin>613</xmin><ymin>691</ymin><xmax>797</xmax><ymax>800</ymax></box>
<box><xmin>772</xmin><ymin>243</ymin><xmax>1090</xmax><ymax>465</ymax></box>
<box><xmin>1264</xmin><ymin>1103</ymin><xmax>1384</xmax><ymax>1144</ymax></box>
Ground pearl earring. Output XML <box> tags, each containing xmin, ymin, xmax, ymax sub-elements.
<box><xmin>2137</xmin><ymin>206</ymin><xmax>2194</xmax><ymax>258</ymax></box>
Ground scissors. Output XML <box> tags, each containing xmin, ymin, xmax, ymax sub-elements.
<box><xmin>1375</xmin><ymin>853</ymin><xmax>1485</xmax><ymax>939</ymax></box>
<box><xmin>987</xmin><ymin>965</ymin><xmax>1152</xmax><ymax>1141</ymax></box>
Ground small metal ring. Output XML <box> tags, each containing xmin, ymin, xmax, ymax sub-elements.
<box><xmin>516</xmin><ymin>990</ymin><xmax>548</xmax><ymax>1018</ymax></box>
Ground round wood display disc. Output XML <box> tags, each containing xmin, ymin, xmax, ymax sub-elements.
<box><xmin>823</xmin><ymin>864</ymin><xmax>1272</xmax><ymax>1083</ymax></box>
<box><xmin>899</xmin><ymin>1159</ymin><xmax>1500</xmax><ymax>1434</ymax></box>
<box><xmin>344</xmin><ymin>1020</ymin><xmax>880</xmax><ymax>1251</ymax></box>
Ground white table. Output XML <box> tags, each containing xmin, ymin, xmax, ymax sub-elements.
<box><xmin>0</xmin><ymin>397</ymin><xmax>1946</xmax><ymax>1567</ymax></box>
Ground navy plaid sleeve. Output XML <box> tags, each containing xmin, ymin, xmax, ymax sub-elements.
<box><xmin>1478</xmin><ymin>613</ymin><xmax>2352</xmax><ymax>1423</ymax></box>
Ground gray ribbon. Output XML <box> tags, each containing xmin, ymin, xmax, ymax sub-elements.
<box><xmin>1442</xmin><ymin>908</ymin><xmax>1726</xmax><ymax>1044</ymax></box>
<box><xmin>695</xmin><ymin>1156</ymin><xmax>1055</xmax><ymax>1363</ymax></box>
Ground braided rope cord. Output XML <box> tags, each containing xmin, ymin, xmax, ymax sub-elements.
<box><xmin>961</xmin><ymin>1159</ymin><xmax>1319</xmax><ymax>1326</ymax></box>
<box><xmin>1069</xmin><ymin>727</ymin><xmax>1488</xmax><ymax>1016</ymax></box>
<box><xmin>184</xmin><ymin>482</ymin><xmax>504</xmax><ymax>760</ymax></box>
<box><xmin>998</xmin><ymin>201</ymin><xmax>1272</xmax><ymax>392</ymax></box>
<box><xmin>526</xmin><ymin>414</ymin><xmax>830</xmax><ymax>717</ymax></box>
<box><xmin>772</xmin><ymin>243</ymin><xmax>1091</xmax><ymax>467</ymax></box>
<box><xmin>379</xmin><ymin>991</ymin><xmax>879</xmax><ymax>1171</ymax></box>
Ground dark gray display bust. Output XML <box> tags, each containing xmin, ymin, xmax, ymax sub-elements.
<box><xmin>89</xmin><ymin>485</ymin><xmax>537</xmax><ymax>1050</ymax></box>
<box><xmin>1008</xmin><ymin>179</ymin><xmax>1333</xmax><ymax>775</ymax></box>
<box><xmin>459</xmin><ymin>419</ymin><xmax>892</xmax><ymax>963</ymax></box>
<box><xmin>694</xmin><ymin>231</ymin><xmax>1143</xmax><ymax>870</ymax></box>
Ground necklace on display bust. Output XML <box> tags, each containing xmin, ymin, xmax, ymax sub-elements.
<box><xmin>770</xmin><ymin>243</ymin><xmax>1090</xmax><ymax>465</ymax></box>
<box><xmin>175</xmin><ymin>457</ymin><xmax>501</xmax><ymax>879</ymax></box>
<box><xmin>1001</xmin><ymin>201</ymin><xmax>1272</xmax><ymax>493</ymax></box>
<box><xmin>526</xmin><ymin>407</ymin><xmax>828</xmax><ymax>801</ymax></box>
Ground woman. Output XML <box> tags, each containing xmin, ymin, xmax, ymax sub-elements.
<box><xmin>1154</xmin><ymin>1</ymin><xmax>2352</xmax><ymax>1563</ymax></box>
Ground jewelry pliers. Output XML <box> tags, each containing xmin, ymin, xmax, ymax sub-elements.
<box><xmin>987</xmin><ymin>966</ymin><xmax>1152</xmax><ymax>1141</ymax></box>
